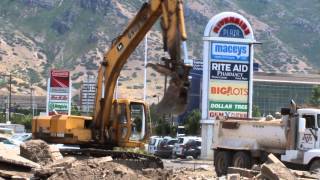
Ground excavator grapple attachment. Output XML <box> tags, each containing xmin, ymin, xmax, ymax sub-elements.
<box><xmin>147</xmin><ymin>60</ymin><xmax>191</xmax><ymax>115</ymax></box>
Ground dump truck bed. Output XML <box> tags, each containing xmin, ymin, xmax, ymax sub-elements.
<box><xmin>213</xmin><ymin>118</ymin><xmax>288</xmax><ymax>153</ymax></box>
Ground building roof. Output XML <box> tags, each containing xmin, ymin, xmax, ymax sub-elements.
<box><xmin>253</xmin><ymin>72</ymin><xmax>320</xmax><ymax>85</ymax></box>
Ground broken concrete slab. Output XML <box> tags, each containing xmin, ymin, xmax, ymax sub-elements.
<box><xmin>260</xmin><ymin>163</ymin><xmax>297</xmax><ymax>180</ymax></box>
<box><xmin>0</xmin><ymin>143</ymin><xmax>40</xmax><ymax>169</ymax></box>
<box><xmin>266</xmin><ymin>153</ymin><xmax>286</xmax><ymax>167</ymax></box>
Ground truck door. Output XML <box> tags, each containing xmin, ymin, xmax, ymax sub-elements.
<box><xmin>316</xmin><ymin>114</ymin><xmax>320</xmax><ymax>149</ymax></box>
<box><xmin>298</xmin><ymin>114</ymin><xmax>317</xmax><ymax>150</ymax></box>
<box><xmin>129</xmin><ymin>102</ymin><xmax>147</xmax><ymax>141</ymax></box>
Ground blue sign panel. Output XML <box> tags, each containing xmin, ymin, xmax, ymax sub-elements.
<box><xmin>211</xmin><ymin>42</ymin><xmax>249</xmax><ymax>62</ymax></box>
<box><xmin>219</xmin><ymin>24</ymin><xmax>244</xmax><ymax>38</ymax></box>
<box><xmin>210</xmin><ymin>62</ymin><xmax>249</xmax><ymax>81</ymax></box>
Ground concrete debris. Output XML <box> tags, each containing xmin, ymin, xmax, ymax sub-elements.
<box><xmin>0</xmin><ymin>170</ymin><xmax>26</xmax><ymax>180</ymax></box>
<box><xmin>260</xmin><ymin>163</ymin><xmax>296</xmax><ymax>180</ymax></box>
<box><xmin>32</xmin><ymin>157</ymin><xmax>77</xmax><ymax>178</ymax></box>
<box><xmin>0</xmin><ymin>140</ymin><xmax>318</xmax><ymax>180</ymax></box>
<box><xmin>20</xmin><ymin>140</ymin><xmax>63</xmax><ymax>165</ymax></box>
<box><xmin>225</xmin><ymin>154</ymin><xmax>319</xmax><ymax>180</ymax></box>
<box><xmin>0</xmin><ymin>143</ymin><xmax>40</xmax><ymax>169</ymax></box>
<box><xmin>226</xmin><ymin>173</ymin><xmax>241</xmax><ymax>180</ymax></box>
<box><xmin>227</xmin><ymin>167</ymin><xmax>259</xmax><ymax>178</ymax></box>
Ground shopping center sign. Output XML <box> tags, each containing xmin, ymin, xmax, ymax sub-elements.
<box><xmin>46</xmin><ymin>70</ymin><xmax>71</xmax><ymax>115</ymax></box>
<box><xmin>202</xmin><ymin>12</ymin><xmax>256</xmax><ymax>120</ymax></box>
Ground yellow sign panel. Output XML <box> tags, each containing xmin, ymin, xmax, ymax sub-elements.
<box><xmin>209</xmin><ymin>80</ymin><xmax>248</xmax><ymax>102</ymax></box>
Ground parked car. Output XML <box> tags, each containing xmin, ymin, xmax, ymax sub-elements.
<box><xmin>0</xmin><ymin>136</ymin><xmax>10</xmax><ymax>143</ymax></box>
<box><xmin>9</xmin><ymin>133</ymin><xmax>32</xmax><ymax>145</ymax></box>
<box><xmin>182</xmin><ymin>139</ymin><xmax>201</xmax><ymax>159</ymax></box>
<box><xmin>173</xmin><ymin>136</ymin><xmax>201</xmax><ymax>158</ymax></box>
<box><xmin>0</xmin><ymin>135</ymin><xmax>17</xmax><ymax>149</ymax></box>
<box><xmin>148</xmin><ymin>136</ymin><xmax>162</xmax><ymax>154</ymax></box>
<box><xmin>155</xmin><ymin>138</ymin><xmax>177</xmax><ymax>158</ymax></box>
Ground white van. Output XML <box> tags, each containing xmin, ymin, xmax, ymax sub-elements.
<box><xmin>173</xmin><ymin>136</ymin><xmax>201</xmax><ymax>158</ymax></box>
<box><xmin>148</xmin><ymin>136</ymin><xmax>162</xmax><ymax>154</ymax></box>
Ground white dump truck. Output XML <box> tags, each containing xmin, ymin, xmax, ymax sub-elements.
<box><xmin>212</xmin><ymin>101</ymin><xmax>320</xmax><ymax>176</ymax></box>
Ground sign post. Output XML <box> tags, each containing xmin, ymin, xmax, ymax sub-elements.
<box><xmin>200</xmin><ymin>12</ymin><xmax>256</xmax><ymax>159</ymax></box>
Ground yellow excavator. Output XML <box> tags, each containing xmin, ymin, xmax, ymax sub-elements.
<box><xmin>32</xmin><ymin>0</ymin><xmax>191</xmax><ymax>168</ymax></box>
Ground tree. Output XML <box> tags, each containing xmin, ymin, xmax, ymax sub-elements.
<box><xmin>309</xmin><ymin>85</ymin><xmax>320</xmax><ymax>106</ymax></box>
<box><xmin>184</xmin><ymin>109</ymin><xmax>201</xmax><ymax>135</ymax></box>
<box><xmin>11</xmin><ymin>114</ymin><xmax>33</xmax><ymax>131</ymax></box>
<box><xmin>252</xmin><ymin>105</ymin><xmax>261</xmax><ymax>117</ymax></box>
<box><xmin>71</xmin><ymin>104</ymin><xmax>81</xmax><ymax>115</ymax></box>
<box><xmin>149</xmin><ymin>104</ymin><xmax>177</xmax><ymax>136</ymax></box>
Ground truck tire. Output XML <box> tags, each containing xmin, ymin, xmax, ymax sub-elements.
<box><xmin>310</xmin><ymin>159</ymin><xmax>320</xmax><ymax>173</ymax></box>
<box><xmin>214</xmin><ymin>150</ymin><xmax>232</xmax><ymax>176</ymax></box>
<box><xmin>232</xmin><ymin>151</ymin><xmax>252</xmax><ymax>169</ymax></box>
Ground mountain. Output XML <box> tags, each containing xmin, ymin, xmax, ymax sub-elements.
<box><xmin>0</xmin><ymin>0</ymin><xmax>319</xmax><ymax>102</ymax></box>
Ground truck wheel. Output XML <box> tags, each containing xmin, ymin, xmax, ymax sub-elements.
<box><xmin>232</xmin><ymin>151</ymin><xmax>252</xmax><ymax>169</ymax></box>
<box><xmin>310</xmin><ymin>159</ymin><xmax>320</xmax><ymax>173</ymax></box>
<box><xmin>214</xmin><ymin>150</ymin><xmax>232</xmax><ymax>176</ymax></box>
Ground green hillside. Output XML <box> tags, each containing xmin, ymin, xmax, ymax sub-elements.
<box><xmin>0</xmin><ymin>0</ymin><xmax>319</xmax><ymax>96</ymax></box>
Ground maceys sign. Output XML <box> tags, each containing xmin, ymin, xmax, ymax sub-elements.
<box><xmin>211</xmin><ymin>42</ymin><xmax>249</xmax><ymax>61</ymax></box>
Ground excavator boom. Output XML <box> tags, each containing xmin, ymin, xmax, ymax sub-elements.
<box><xmin>93</xmin><ymin>0</ymin><xmax>191</xmax><ymax>143</ymax></box>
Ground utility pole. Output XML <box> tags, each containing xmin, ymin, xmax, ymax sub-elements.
<box><xmin>8</xmin><ymin>73</ymin><xmax>11</xmax><ymax>122</ymax></box>
<box><xmin>143</xmin><ymin>33</ymin><xmax>148</xmax><ymax>101</ymax></box>
<box><xmin>30</xmin><ymin>82</ymin><xmax>32</xmax><ymax>116</ymax></box>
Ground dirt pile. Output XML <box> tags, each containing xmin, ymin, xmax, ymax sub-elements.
<box><xmin>20</xmin><ymin>140</ymin><xmax>63</xmax><ymax>165</ymax></box>
<box><xmin>46</xmin><ymin>157</ymin><xmax>148</xmax><ymax>180</ymax></box>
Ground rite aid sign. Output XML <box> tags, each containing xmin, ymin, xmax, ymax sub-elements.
<box><xmin>201</xmin><ymin>12</ymin><xmax>256</xmax><ymax>120</ymax></box>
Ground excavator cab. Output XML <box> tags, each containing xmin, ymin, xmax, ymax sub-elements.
<box><xmin>108</xmin><ymin>99</ymin><xmax>149</xmax><ymax>148</ymax></box>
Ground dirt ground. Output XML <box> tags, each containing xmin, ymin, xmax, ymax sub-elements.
<box><xmin>0</xmin><ymin>140</ymin><xmax>217</xmax><ymax>179</ymax></box>
<box><xmin>3</xmin><ymin>140</ymin><xmax>317</xmax><ymax>180</ymax></box>
<box><xmin>44</xmin><ymin>157</ymin><xmax>216</xmax><ymax>180</ymax></box>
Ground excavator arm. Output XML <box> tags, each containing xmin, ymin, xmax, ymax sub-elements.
<box><xmin>93</xmin><ymin>0</ymin><xmax>191</xmax><ymax>143</ymax></box>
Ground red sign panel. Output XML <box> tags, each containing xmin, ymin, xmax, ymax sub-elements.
<box><xmin>50</xmin><ymin>70</ymin><xmax>70</xmax><ymax>88</ymax></box>
<box><xmin>213</xmin><ymin>16</ymin><xmax>251</xmax><ymax>35</ymax></box>
<box><xmin>50</xmin><ymin>95</ymin><xmax>68</xmax><ymax>101</ymax></box>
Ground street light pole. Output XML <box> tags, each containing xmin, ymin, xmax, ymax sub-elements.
<box><xmin>31</xmin><ymin>86</ymin><xmax>34</xmax><ymax>117</ymax></box>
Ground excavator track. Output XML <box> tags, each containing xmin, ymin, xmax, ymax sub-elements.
<box><xmin>60</xmin><ymin>148</ymin><xmax>164</xmax><ymax>170</ymax></box>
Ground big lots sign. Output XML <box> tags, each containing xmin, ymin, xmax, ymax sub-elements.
<box><xmin>47</xmin><ymin>70</ymin><xmax>71</xmax><ymax>115</ymax></box>
<box><xmin>202</xmin><ymin>12</ymin><xmax>256</xmax><ymax>120</ymax></box>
